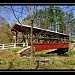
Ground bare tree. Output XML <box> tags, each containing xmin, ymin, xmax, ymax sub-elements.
<box><xmin>29</xmin><ymin>6</ymin><xmax>34</xmax><ymax>68</ymax></box>
<box><xmin>10</xmin><ymin>5</ymin><xmax>38</xmax><ymax>68</ymax></box>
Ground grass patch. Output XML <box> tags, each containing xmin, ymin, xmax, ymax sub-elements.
<box><xmin>66</xmin><ymin>60</ymin><xmax>75</xmax><ymax>65</ymax></box>
<box><xmin>9</xmin><ymin>46</ymin><xmax>27</xmax><ymax>53</ymax></box>
<box><xmin>0</xmin><ymin>57</ymin><xmax>31</xmax><ymax>70</ymax></box>
<box><xmin>9</xmin><ymin>46</ymin><xmax>28</xmax><ymax>53</ymax></box>
<box><xmin>68</xmin><ymin>51</ymin><xmax>75</xmax><ymax>55</ymax></box>
<box><xmin>34</xmin><ymin>54</ymin><xmax>53</xmax><ymax>58</ymax></box>
<box><xmin>9</xmin><ymin>48</ymin><xmax>23</xmax><ymax>53</ymax></box>
<box><xmin>1</xmin><ymin>47</ymin><xmax>75</xmax><ymax>70</ymax></box>
<box><xmin>22</xmin><ymin>46</ymin><xmax>27</xmax><ymax>48</ymax></box>
<box><xmin>34</xmin><ymin>50</ymin><xmax>54</xmax><ymax>58</ymax></box>
<box><xmin>7</xmin><ymin>57</ymin><xmax>31</xmax><ymax>70</ymax></box>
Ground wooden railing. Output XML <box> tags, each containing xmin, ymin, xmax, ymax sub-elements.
<box><xmin>0</xmin><ymin>43</ymin><xmax>28</xmax><ymax>50</ymax></box>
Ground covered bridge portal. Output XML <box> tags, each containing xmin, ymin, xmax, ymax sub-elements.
<box><xmin>11</xmin><ymin>23</ymin><xmax>69</xmax><ymax>53</ymax></box>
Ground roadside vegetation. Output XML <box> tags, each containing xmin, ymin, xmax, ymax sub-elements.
<box><xmin>0</xmin><ymin>45</ymin><xmax>75</xmax><ymax>70</ymax></box>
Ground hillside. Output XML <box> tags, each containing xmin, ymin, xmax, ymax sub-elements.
<box><xmin>0</xmin><ymin>24</ymin><xmax>13</xmax><ymax>44</ymax></box>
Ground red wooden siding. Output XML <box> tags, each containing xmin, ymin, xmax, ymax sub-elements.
<box><xmin>32</xmin><ymin>43</ymin><xmax>69</xmax><ymax>52</ymax></box>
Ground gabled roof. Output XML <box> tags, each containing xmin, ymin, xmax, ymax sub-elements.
<box><xmin>11</xmin><ymin>23</ymin><xmax>69</xmax><ymax>36</ymax></box>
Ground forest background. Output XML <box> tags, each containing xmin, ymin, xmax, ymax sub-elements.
<box><xmin>0</xmin><ymin>5</ymin><xmax>75</xmax><ymax>44</ymax></box>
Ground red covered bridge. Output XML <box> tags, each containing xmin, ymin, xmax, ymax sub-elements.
<box><xmin>11</xmin><ymin>23</ymin><xmax>69</xmax><ymax>54</ymax></box>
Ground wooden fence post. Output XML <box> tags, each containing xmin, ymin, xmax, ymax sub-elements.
<box><xmin>14</xmin><ymin>43</ymin><xmax>16</xmax><ymax>48</ymax></box>
<box><xmin>23</xmin><ymin>43</ymin><xmax>25</xmax><ymax>47</ymax></box>
<box><xmin>2</xmin><ymin>44</ymin><xmax>4</xmax><ymax>49</ymax></box>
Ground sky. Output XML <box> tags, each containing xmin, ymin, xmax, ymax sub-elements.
<box><xmin>0</xmin><ymin>6</ymin><xmax>43</xmax><ymax>25</ymax></box>
<box><xmin>0</xmin><ymin>5</ymin><xmax>75</xmax><ymax>26</ymax></box>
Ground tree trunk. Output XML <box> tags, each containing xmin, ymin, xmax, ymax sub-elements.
<box><xmin>30</xmin><ymin>6</ymin><xmax>35</xmax><ymax>69</ymax></box>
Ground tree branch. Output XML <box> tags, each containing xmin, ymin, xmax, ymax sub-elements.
<box><xmin>10</xmin><ymin>6</ymin><xmax>23</xmax><ymax>27</ymax></box>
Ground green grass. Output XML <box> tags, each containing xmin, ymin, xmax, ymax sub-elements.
<box><xmin>9</xmin><ymin>48</ymin><xmax>23</xmax><ymax>53</ymax></box>
<box><xmin>34</xmin><ymin>49</ymin><xmax>54</xmax><ymax>58</ymax></box>
<box><xmin>8</xmin><ymin>57</ymin><xmax>31</xmax><ymax>70</ymax></box>
<box><xmin>34</xmin><ymin>54</ymin><xmax>53</xmax><ymax>58</ymax></box>
<box><xmin>22</xmin><ymin>46</ymin><xmax>27</xmax><ymax>48</ymax></box>
<box><xmin>66</xmin><ymin>60</ymin><xmax>75</xmax><ymax>65</ymax></box>
<box><xmin>1</xmin><ymin>47</ymin><xmax>75</xmax><ymax>70</ymax></box>
<box><xmin>0</xmin><ymin>57</ymin><xmax>31</xmax><ymax>70</ymax></box>
<box><xmin>9</xmin><ymin>46</ymin><xmax>27</xmax><ymax>53</ymax></box>
<box><xmin>68</xmin><ymin>51</ymin><xmax>75</xmax><ymax>55</ymax></box>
